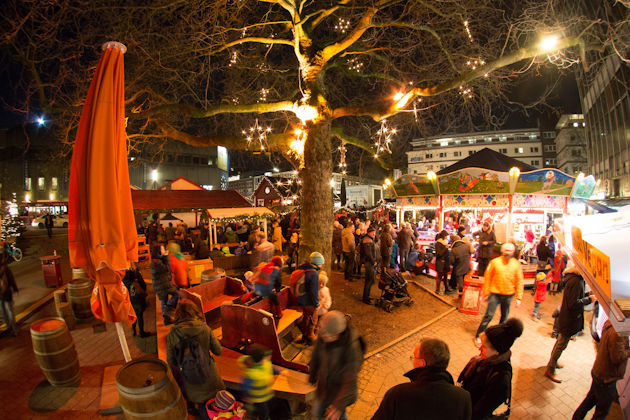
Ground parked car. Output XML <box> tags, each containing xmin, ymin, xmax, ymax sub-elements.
<box><xmin>31</xmin><ymin>214</ymin><xmax>69</xmax><ymax>229</ymax></box>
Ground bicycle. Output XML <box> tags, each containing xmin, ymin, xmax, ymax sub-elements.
<box><xmin>6</xmin><ymin>242</ymin><xmax>23</xmax><ymax>262</ymax></box>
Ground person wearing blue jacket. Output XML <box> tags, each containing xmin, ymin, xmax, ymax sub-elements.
<box><xmin>296</xmin><ymin>252</ymin><xmax>323</xmax><ymax>345</ymax></box>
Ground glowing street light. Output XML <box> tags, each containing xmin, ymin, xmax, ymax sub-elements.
<box><xmin>538</xmin><ymin>34</ymin><xmax>560</xmax><ymax>53</ymax></box>
<box><xmin>273</xmin><ymin>167</ymin><xmax>279</xmax><ymax>172</ymax></box>
<box><xmin>509</xmin><ymin>167</ymin><xmax>520</xmax><ymax>178</ymax></box>
<box><xmin>36</xmin><ymin>116</ymin><xmax>46</xmax><ymax>126</ymax></box>
<box><xmin>427</xmin><ymin>171</ymin><xmax>437</xmax><ymax>181</ymax></box>
<box><xmin>384</xmin><ymin>178</ymin><xmax>392</xmax><ymax>186</ymax></box>
<box><xmin>151</xmin><ymin>169</ymin><xmax>159</xmax><ymax>182</ymax></box>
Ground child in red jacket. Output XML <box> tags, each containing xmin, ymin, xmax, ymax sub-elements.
<box><xmin>532</xmin><ymin>271</ymin><xmax>551</xmax><ymax>319</ymax></box>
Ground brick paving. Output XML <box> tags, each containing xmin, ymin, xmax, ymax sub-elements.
<box><xmin>348</xmin><ymin>273</ymin><xmax>622</xmax><ymax>420</ymax></box>
<box><xmin>0</xmin><ymin>261</ymin><xmax>622</xmax><ymax>419</ymax></box>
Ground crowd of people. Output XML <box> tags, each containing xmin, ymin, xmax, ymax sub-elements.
<box><xmin>112</xmin><ymin>214</ymin><xmax>630</xmax><ymax>419</ymax></box>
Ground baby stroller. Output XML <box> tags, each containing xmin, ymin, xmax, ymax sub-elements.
<box><xmin>376</xmin><ymin>268</ymin><xmax>414</xmax><ymax>312</ymax></box>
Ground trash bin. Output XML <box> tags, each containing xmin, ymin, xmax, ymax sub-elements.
<box><xmin>459</xmin><ymin>273</ymin><xmax>485</xmax><ymax>315</ymax></box>
<box><xmin>41</xmin><ymin>255</ymin><xmax>63</xmax><ymax>287</ymax></box>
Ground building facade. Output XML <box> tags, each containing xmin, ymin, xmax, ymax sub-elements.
<box><xmin>407</xmin><ymin>128</ymin><xmax>555</xmax><ymax>175</ymax></box>
<box><xmin>129</xmin><ymin>142</ymin><xmax>229</xmax><ymax>191</ymax></box>
<box><xmin>554</xmin><ymin>114</ymin><xmax>588</xmax><ymax>176</ymax></box>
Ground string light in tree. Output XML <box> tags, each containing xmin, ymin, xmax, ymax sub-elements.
<box><xmin>465</xmin><ymin>59</ymin><xmax>485</xmax><ymax>70</ymax></box>
<box><xmin>459</xmin><ymin>85</ymin><xmax>473</xmax><ymax>99</ymax></box>
<box><xmin>373</xmin><ymin>119</ymin><xmax>398</xmax><ymax>159</ymax></box>
<box><xmin>259</xmin><ymin>88</ymin><xmax>269</xmax><ymax>102</ymax></box>
<box><xmin>229</xmin><ymin>51</ymin><xmax>238</xmax><ymax>66</ymax></box>
<box><xmin>347</xmin><ymin>58</ymin><xmax>364</xmax><ymax>73</ymax></box>
<box><xmin>334</xmin><ymin>18</ymin><xmax>351</xmax><ymax>34</ymax></box>
<box><xmin>338</xmin><ymin>142</ymin><xmax>347</xmax><ymax>175</ymax></box>
<box><xmin>288</xmin><ymin>127</ymin><xmax>306</xmax><ymax>168</ymax></box>
<box><xmin>463</xmin><ymin>20</ymin><xmax>474</xmax><ymax>42</ymax></box>
<box><xmin>242</xmin><ymin>119</ymin><xmax>271</xmax><ymax>151</ymax></box>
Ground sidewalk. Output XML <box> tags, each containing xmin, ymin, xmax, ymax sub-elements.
<box><xmin>349</xmin><ymin>273</ymin><xmax>622</xmax><ymax>419</ymax></box>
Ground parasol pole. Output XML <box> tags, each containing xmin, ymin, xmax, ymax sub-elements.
<box><xmin>115</xmin><ymin>322</ymin><xmax>132</xmax><ymax>362</ymax></box>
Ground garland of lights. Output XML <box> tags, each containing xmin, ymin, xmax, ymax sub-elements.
<box><xmin>242</xmin><ymin>118</ymin><xmax>271</xmax><ymax>151</ymax></box>
<box><xmin>1</xmin><ymin>195</ymin><xmax>25</xmax><ymax>241</ymax></box>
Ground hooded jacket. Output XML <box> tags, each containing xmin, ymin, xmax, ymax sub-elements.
<box><xmin>296</xmin><ymin>261</ymin><xmax>320</xmax><ymax>307</ymax></box>
<box><xmin>166</xmin><ymin>320</ymin><xmax>224</xmax><ymax>404</ymax></box>
<box><xmin>151</xmin><ymin>255</ymin><xmax>177</xmax><ymax>301</ymax></box>
<box><xmin>592</xmin><ymin>320</ymin><xmax>630</xmax><ymax>383</ymax></box>
<box><xmin>435</xmin><ymin>238</ymin><xmax>451</xmax><ymax>273</ymax></box>
<box><xmin>372</xmin><ymin>366</ymin><xmax>472</xmax><ymax>420</ymax></box>
<box><xmin>450</xmin><ymin>239</ymin><xmax>472</xmax><ymax>277</ymax></box>
<box><xmin>558</xmin><ymin>264</ymin><xmax>593</xmax><ymax>337</ymax></box>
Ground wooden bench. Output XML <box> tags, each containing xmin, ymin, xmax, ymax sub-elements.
<box><xmin>155</xmin><ymin>297</ymin><xmax>314</xmax><ymax>405</ymax></box>
<box><xmin>211</xmin><ymin>242</ymin><xmax>240</xmax><ymax>250</ymax></box>
<box><xmin>246</xmin><ymin>288</ymin><xmax>302</xmax><ymax>336</ymax></box>
<box><xmin>182</xmin><ymin>276</ymin><xmax>247</xmax><ymax>316</ymax></box>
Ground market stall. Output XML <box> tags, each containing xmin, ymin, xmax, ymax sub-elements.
<box><xmin>206</xmin><ymin>206</ymin><xmax>276</xmax><ymax>250</ymax></box>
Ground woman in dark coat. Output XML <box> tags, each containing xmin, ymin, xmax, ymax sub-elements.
<box><xmin>434</xmin><ymin>230</ymin><xmax>452</xmax><ymax>294</ymax></box>
<box><xmin>151</xmin><ymin>244</ymin><xmax>178</xmax><ymax>323</ymax></box>
<box><xmin>122</xmin><ymin>264</ymin><xmax>148</xmax><ymax>337</ymax></box>
<box><xmin>536</xmin><ymin>236</ymin><xmax>553</xmax><ymax>271</ymax></box>
<box><xmin>459</xmin><ymin>318</ymin><xmax>523</xmax><ymax>420</ymax></box>
<box><xmin>167</xmin><ymin>299</ymin><xmax>224</xmax><ymax>419</ymax></box>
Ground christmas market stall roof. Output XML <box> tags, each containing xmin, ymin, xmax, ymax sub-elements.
<box><xmin>131</xmin><ymin>189</ymin><xmax>252</xmax><ymax>213</ymax></box>
<box><xmin>206</xmin><ymin>207</ymin><xmax>275</xmax><ymax>221</ymax></box>
<box><xmin>436</xmin><ymin>147</ymin><xmax>536</xmax><ymax>175</ymax></box>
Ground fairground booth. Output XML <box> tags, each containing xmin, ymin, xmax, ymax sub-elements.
<box><xmin>392</xmin><ymin>148</ymin><xmax>595</xmax><ymax>247</ymax></box>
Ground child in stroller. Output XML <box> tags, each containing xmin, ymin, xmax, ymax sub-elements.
<box><xmin>376</xmin><ymin>267</ymin><xmax>414</xmax><ymax>312</ymax></box>
<box><xmin>405</xmin><ymin>243</ymin><xmax>431</xmax><ymax>275</ymax></box>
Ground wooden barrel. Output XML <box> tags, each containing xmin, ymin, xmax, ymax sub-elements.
<box><xmin>71</xmin><ymin>267</ymin><xmax>88</xmax><ymax>280</ymax></box>
<box><xmin>55</xmin><ymin>302</ymin><xmax>76</xmax><ymax>330</ymax></box>
<box><xmin>201</xmin><ymin>268</ymin><xmax>225</xmax><ymax>283</ymax></box>
<box><xmin>30</xmin><ymin>318</ymin><xmax>80</xmax><ymax>386</ymax></box>
<box><xmin>68</xmin><ymin>279</ymin><xmax>93</xmax><ymax>322</ymax></box>
<box><xmin>117</xmin><ymin>358</ymin><xmax>186</xmax><ymax>420</ymax></box>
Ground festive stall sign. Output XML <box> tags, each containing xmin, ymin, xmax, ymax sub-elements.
<box><xmin>438</xmin><ymin>168</ymin><xmax>509</xmax><ymax>195</ymax></box>
<box><xmin>571</xmin><ymin>174</ymin><xmax>597</xmax><ymax>199</ymax></box>
<box><xmin>515</xmin><ymin>169</ymin><xmax>574</xmax><ymax>196</ymax></box>
<box><xmin>442</xmin><ymin>194</ymin><xmax>510</xmax><ymax>208</ymax></box>
<box><xmin>572</xmin><ymin>225</ymin><xmax>611</xmax><ymax>297</ymax></box>
<box><xmin>393</xmin><ymin>174</ymin><xmax>435</xmax><ymax>197</ymax></box>
<box><xmin>512</xmin><ymin>194</ymin><xmax>566</xmax><ymax>209</ymax></box>
<box><xmin>396</xmin><ymin>196</ymin><xmax>440</xmax><ymax>208</ymax></box>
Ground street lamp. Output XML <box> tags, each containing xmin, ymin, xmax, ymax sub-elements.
<box><xmin>384</xmin><ymin>178</ymin><xmax>392</xmax><ymax>186</ymax></box>
<box><xmin>151</xmin><ymin>169</ymin><xmax>159</xmax><ymax>182</ymax></box>
<box><xmin>427</xmin><ymin>171</ymin><xmax>437</xmax><ymax>181</ymax></box>
<box><xmin>36</xmin><ymin>116</ymin><xmax>46</xmax><ymax>126</ymax></box>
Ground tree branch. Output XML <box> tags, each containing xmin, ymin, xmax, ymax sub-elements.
<box><xmin>131</xmin><ymin>100</ymin><xmax>295</xmax><ymax>119</ymax></box>
<box><xmin>210</xmin><ymin>36</ymin><xmax>293</xmax><ymax>55</ymax></box>
<box><xmin>331</xmin><ymin>125</ymin><xmax>392</xmax><ymax>169</ymax></box>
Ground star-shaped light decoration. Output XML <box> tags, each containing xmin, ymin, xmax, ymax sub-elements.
<box><xmin>242</xmin><ymin>119</ymin><xmax>271</xmax><ymax>151</ymax></box>
<box><xmin>373</xmin><ymin>119</ymin><xmax>397</xmax><ymax>159</ymax></box>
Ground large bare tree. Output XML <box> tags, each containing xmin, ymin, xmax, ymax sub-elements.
<box><xmin>0</xmin><ymin>0</ymin><xmax>622</xmax><ymax>267</ymax></box>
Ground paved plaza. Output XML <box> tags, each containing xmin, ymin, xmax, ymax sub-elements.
<box><xmin>0</xmin><ymin>260</ymin><xmax>623</xmax><ymax>419</ymax></box>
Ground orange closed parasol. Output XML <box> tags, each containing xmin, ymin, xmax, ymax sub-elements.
<box><xmin>68</xmin><ymin>41</ymin><xmax>138</xmax><ymax>361</ymax></box>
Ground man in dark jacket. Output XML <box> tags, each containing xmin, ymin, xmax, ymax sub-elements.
<box><xmin>360</xmin><ymin>227</ymin><xmax>378</xmax><ymax>304</ymax></box>
<box><xmin>379</xmin><ymin>224</ymin><xmax>394</xmax><ymax>272</ymax></box>
<box><xmin>122</xmin><ymin>266</ymin><xmax>148</xmax><ymax>337</ymax></box>
<box><xmin>0</xmin><ymin>250</ymin><xmax>19</xmax><ymax>336</ymax></box>
<box><xmin>473</xmin><ymin>222</ymin><xmax>496</xmax><ymax>276</ymax></box>
<box><xmin>44</xmin><ymin>213</ymin><xmax>54</xmax><ymax>238</ymax></box>
<box><xmin>150</xmin><ymin>244</ymin><xmax>178</xmax><ymax>323</ymax></box>
<box><xmin>297</xmin><ymin>252</ymin><xmax>323</xmax><ymax>345</ymax></box>
<box><xmin>450</xmin><ymin>236</ymin><xmax>473</xmax><ymax>293</ymax></box>
<box><xmin>397</xmin><ymin>223</ymin><xmax>413</xmax><ymax>271</ymax></box>
<box><xmin>545</xmin><ymin>260</ymin><xmax>595</xmax><ymax>383</ymax></box>
<box><xmin>573</xmin><ymin>320</ymin><xmax>630</xmax><ymax>419</ymax></box>
<box><xmin>310</xmin><ymin>311</ymin><xmax>363</xmax><ymax>420</ymax></box>
<box><xmin>372</xmin><ymin>338</ymin><xmax>472</xmax><ymax>420</ymax></box>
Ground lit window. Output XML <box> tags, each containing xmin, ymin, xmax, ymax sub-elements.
<box><xmin>515</xmin><ymin>148</ymin><xmax>523</xmax><ymax>154</ymax></box>
<box><xmin>38</xmin><ymin>177</ymin><xmax>45</xmax><ymax>191</ymax></box>
<box><xmin>24</xmin><ymin>177</ymin><xmax>32</xmax><ymax>191</ymax></box>
<box><xmin>468</xmin><ymin>139</ymin><xmax>475</xmax><ymax>144</ymax></box>
<box><xmin>51</xmin><ymin>177</ymin><xmax>58</xmax><ymax>191</ymax></box>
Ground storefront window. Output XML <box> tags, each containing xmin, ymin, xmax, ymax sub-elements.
<box><xmin>38</xmin><ymin>177</ymin><xmax>45</xmax><ymax>191</ymax></box>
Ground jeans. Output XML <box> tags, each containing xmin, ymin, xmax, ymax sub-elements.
<box><xmin>343</xmin><ymin>252</ymin><xmax>355</xmax><ymax>280</ymax></box>
<box><xmin>399</xmin><ymin>248</ymin><xmax>410</xmax><ymax>271</ymax></box>
<box><xmin>363</xmin><ymin>264</ymin><xmax>376</xmax><ymax>302</ymax></box>
<box><xmin>547</xmin><ymin>333</ymin><xmax>571</xmax><ymax>374</ymax></box>
<box><xmin>532</xmin><ymin>301</ymin><xmax>542</xmax><ymax>316</ymax></box>
<box><xmin>0</xmin><ymin>299</ymin><xmax>17</xmax><ymax>335</ymax></box>
<box><xmin>475</xmin><ymin>293</ymin><xmax>513</xmax><ymax>337</ymax></box>
<box><xmin>477</xmin><ymin>257</ymin><xmax>490</xmax><ymax>276</ymax></box>
<box><xmin>312</xmin><ymin>399</ymin><xmax>348</xmax><ymax>420</ymax></box>
<box><xmin>572</xmin><ymin>376</ymin><xmax>618</xmax><ymax>420</ymax></box>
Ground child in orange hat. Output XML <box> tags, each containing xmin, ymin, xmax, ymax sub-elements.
<box><xmin>532</xmin><ymin>271</ymin><xmax>551</xmax><ymax>320</ymax></box>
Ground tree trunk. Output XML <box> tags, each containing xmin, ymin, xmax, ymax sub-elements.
<box><xmin>299</xmin><ymin>119</ymin><xmax>333</xmax><ymax>273</ymax></box>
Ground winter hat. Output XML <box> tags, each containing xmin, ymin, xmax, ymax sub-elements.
<box><xmin>310</xmin><ymin>252</ymin><xmax>325</xmax><ymax>266</ymax></box>
<box><xmin>212</xmin><ymin>390</ymin><xmax>236</xmax><ymax>411</ymax></box>
<box><xmin>271</xmin><ymin>256</ymin><xmax>284</xmax><ymax>267</ymax></box>
<box><xmin>485</xmin><ymin>318</ymin><xmax>524</xmax><ymax>354</ymax></box>
<box><xmin>536</xmin><ymin>272</ymin><xmax>546</xmax><ymax>281</ymax></box>
<box><xmin>319</xmin><ymin>310</ymin><xmax>347</xmax><ymax>336</ymax></box>
<box><xmin>367</xmin><ymin>226</ymin><xmax>376</xmax><ymax>233</ymax></box>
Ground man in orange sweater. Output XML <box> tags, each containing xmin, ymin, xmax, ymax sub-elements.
<box><xmin>474</xmin><ymin>243</ymin><xmax>523</xmax><ymax>344</ymax></box>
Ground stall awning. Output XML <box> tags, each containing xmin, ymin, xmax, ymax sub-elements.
<box><xmin>207</xmin><ymin>207</ymin><xmax>275</xmax><ymax>221</ymax></box>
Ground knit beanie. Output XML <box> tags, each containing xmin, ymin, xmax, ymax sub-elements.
<box><xmin>248</xmin><ymin>343</ymin><xmax>272</xmax><ymax>363</ymax></box>
<box><xmin>310</xmin><ymin>252</ymin><xmax>325</xmax><ymax>266</ymax></box>
<box><xmin>212</xmin><ymin>390</ymin><xmax>236</xmax><ymax>411</ymax></box>
<box><xmin>319</xmin><ymin>310</ymin><xmax>347</xmax><ymax>336</ymax></box>
<box><xmin>271</xmin><ymin>256</ymin><xmax>284</xmax><ymax>267</ymax></box>
<box><xmin>485</xmin><ymin>318</ymin><xmax>524</xmax><ymax>354</ymax></box>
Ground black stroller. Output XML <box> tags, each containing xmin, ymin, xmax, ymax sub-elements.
<box><xmin>376</xmin><ymin>268</ymin><xmax>414</xmax><ymax>312</ymax></box>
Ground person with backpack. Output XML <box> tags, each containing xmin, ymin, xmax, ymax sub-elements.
<box><xmin>309</xmin><ymin>311</ymin><xmax>364</xmax><ymax>420</ymax></box>
<box><xmin>251</xmin><ymin>256</ymin><xmax>284</xmax><ymax>319</ymax></box>
<box><xmin>458</xmin><ymin>318</ymin><xmax>523</xmax><ymax>420</ymax></box>
<box><xmin>122</xmin><ymin>263</ymin><xmax>149</xmax><ymax>337</ymax></box>
<box><xmin>167</xmin><ymin>299</ymin><xmax>224</xmax><ymax>419</ymax></box>
<box><xmin>151</xmin><ymin>244</ymin><xmax>179</xmax><ymax>324</ymax></box>
<box><xmin>292</xmin><ymin>252</ymin><xmax>323</xmax><ymax>345</ymax></box>
<box><xmin>0</xmin><ymin>248</ymin><xmax>18</xmax><ymax>336</ymax></box>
